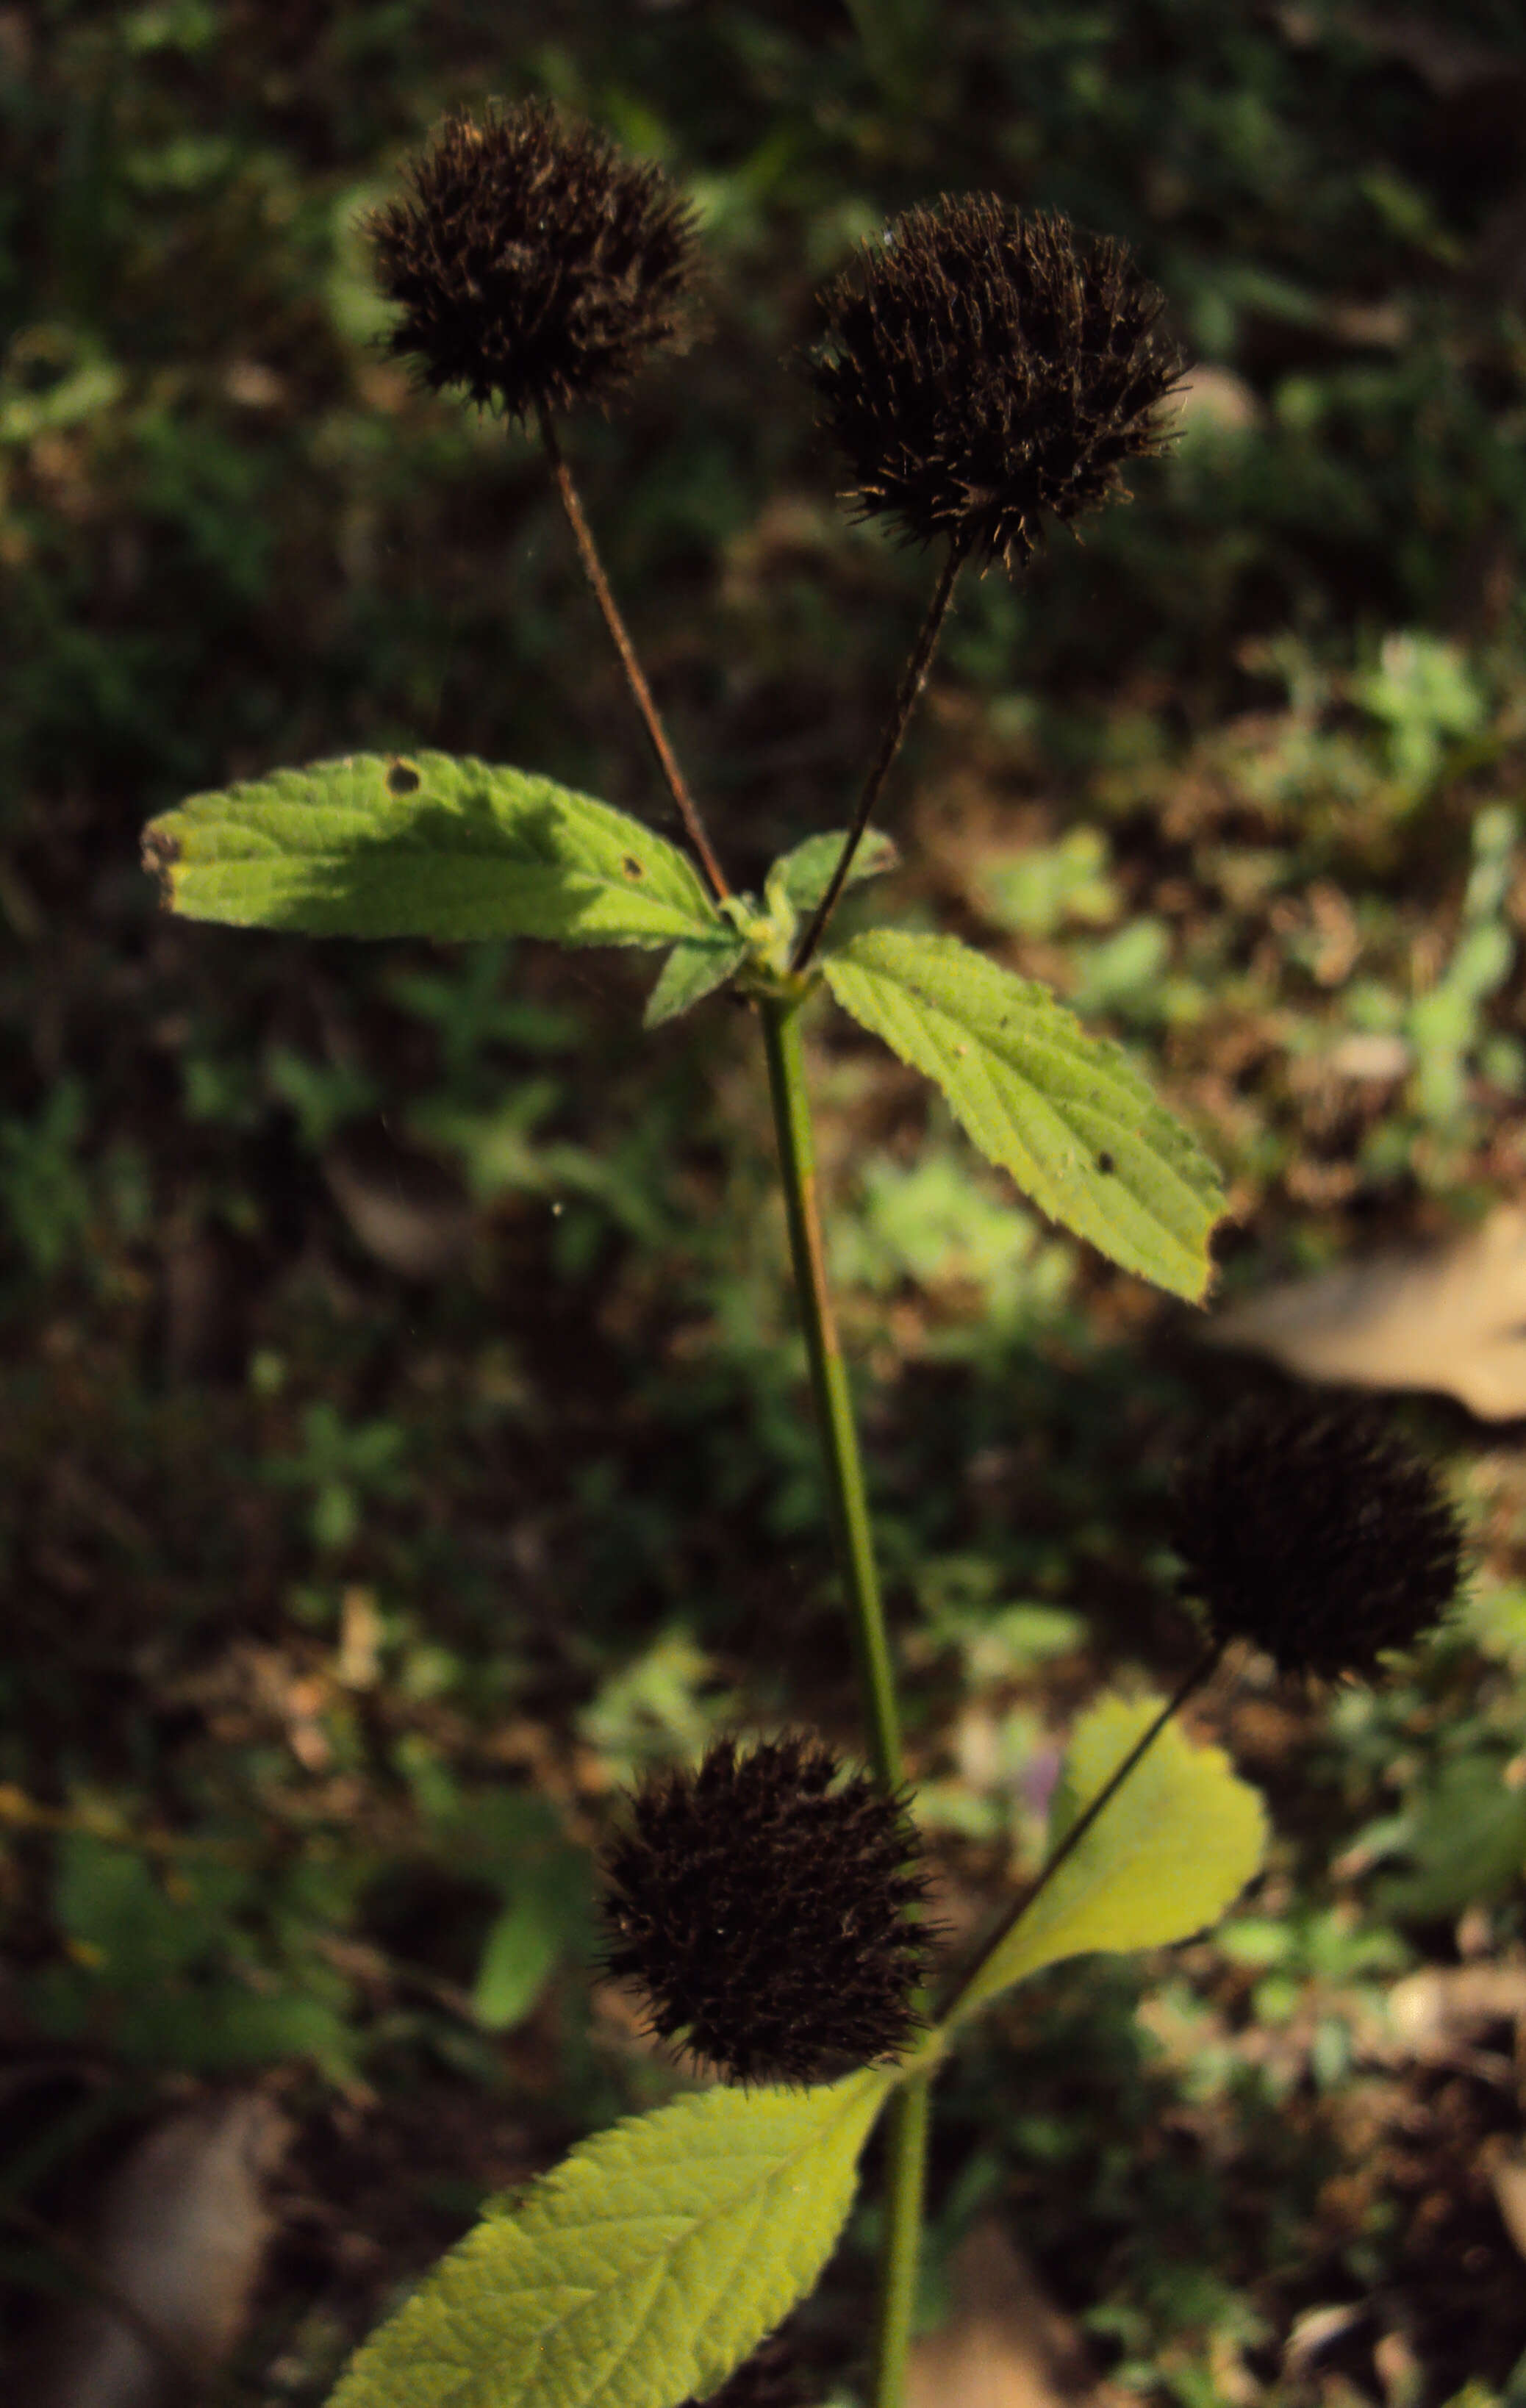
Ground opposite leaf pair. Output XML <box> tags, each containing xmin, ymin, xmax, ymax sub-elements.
<box><xmin>326</xmin><ymin>1698</ymin><xmax>1267</xmax><ymax>2408</ymax></box>
<box><xmin>142</xmin><ymin>750</ymin><xmax>1225</xmax><ymax>1304</ymax></box>
<box><xmin>141</xmin><ymin>93</ymin><xmax>1469</xmax><ymax>2408</ymax></box>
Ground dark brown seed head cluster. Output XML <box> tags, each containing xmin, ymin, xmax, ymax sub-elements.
<box><xmin>366</xmin><ymin>101</ymin><xmax>700</xmax><ymax>420</ymax></box>
<box><xmin>1172</xmin><ymin>1402</ymin><xmax>1464</xmax><ymax>1681</ymax></box>
<box><xmin>600</xmin><ymin>1734</ymin><xmax>933</xmax><ymax>2085</ymax></box>
<box><xmin>808</xmin><ymin>196</ymin><xmax>1186</xmax><ymax>570</ymax></box>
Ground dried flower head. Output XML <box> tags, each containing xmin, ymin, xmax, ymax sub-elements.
<box><xmin>808</xmin><ymin>197</ymin><xmax>1186</xmax><ymax>570</ymax></box>
<box><xmin>600</xmin><ymin>1734</ymin><xmax>933</xmax><ymax>2085</ymax></box>
<box><xmin>366</xmin><ymin>101</ymin><xmax>700</xmax><ymax>420</ymax></box>
<box><xmin>1172</xmin><ymin>1402</ymin><xmax>1464</xmax><ymax>1680</ymax></box>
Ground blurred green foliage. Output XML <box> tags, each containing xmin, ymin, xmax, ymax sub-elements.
<box><xmin>4</xmin><ymin>0</ymin><xmax>1526</xmax><ymax>2399</ymax></box>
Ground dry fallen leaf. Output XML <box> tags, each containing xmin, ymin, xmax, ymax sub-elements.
<box><xmin>322</xmin><ymin>1119</ymin><xmax>474</xmax><ymax>1279</ymax></box>
<box><xmin>36</xmin><ymin>2090</ymin><xmax>293</xmax><ymax>2408</ymax></box>
<box><xmin>1206</xmin><ymin>1205</ymin><xmax>1526</xmax><ymax>1420</ymax></box>
<box><xmin>1383</xmin><ymin>1962</ymin><xmax>1526</xmax><ymax>2065</ymax></box>
<box><xmin>907</xmin><ymin>2218</ymin><xmax>1119</xmax><ymax>2408</ymax></box>
<box><xmin>1491</xmin><ymin>2152</ymin><xmax>1526</xmax><ymax>2264</ymax></box>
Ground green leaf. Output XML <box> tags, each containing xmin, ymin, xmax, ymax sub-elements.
<box><xmin>951</xmin><ymin>1695</ymin><xmax>1267</xmax><ymax>2024</ymax></box>
<box><xmin>471</xmin><ymin>1893</ymin><xmax>562</xmax><ymax>2034</ymax></box>
<box><xmin>143</xmin><ymin>753</ymin><xmax>720</xmax><ymax>949</ymax></box>
<box><xmin>644</xmin><ymin>934</ymin><xmax>748</xmax><ymax>1028</ymax></box>
<box><xmin>820</xmin><ymin>928</ymin><xmax>1223</xmax><ymax>1302</ymax></box>
<box><xmin>328</xmin><ymin>2068</ymin><xmax>892</xmax><ymax>2408</ymax></box>
<box><xmin>769</xmin><ymin>828</ymin><xmax>899</xmax><ymax>915</ymax></box>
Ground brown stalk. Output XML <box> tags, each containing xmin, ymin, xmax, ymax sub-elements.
<box><xmin>935</xmin><ymin>1643</ymin><xmax>1225</xmax><ymax>2026</ymax></box>
<box><xmin>792</xmin><ymin>532</ymin><xmax>969</xmax><ymax>972</ymax></box>
<box><xmin>538</xmin><ymin>409</ymin><xmax>730</xmax><ymax>903</ymax></box>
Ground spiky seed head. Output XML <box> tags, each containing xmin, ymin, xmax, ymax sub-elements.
<box><xmin>808</xmin><ymin>196</ymin><xmax>1186</xmax><ymax>570</ymax></box>
<box><xmin>1171</xmin><ymin>1402</ymin><xmax>1464</xmax><ymax>1681</ymax></box>
<box><xmin>600</xmin><ymin>1734</ymin><xmax>934</xmax><ymax>2086</ymax></box>
<box><xmin>365</xmin><ymin>100</ymin><xmax>701</xmax><ymax>421</ymax></box>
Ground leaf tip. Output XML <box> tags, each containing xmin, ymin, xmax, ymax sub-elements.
<box><xmin>1187</xmin><ymin>1211</ymin><xmax>1232</xmax><ymax>1308</ymax></box>
<box><xmin>140</xmin><ymin>818</ymin><xmax>182</xmax><ymax>911</ymax></box>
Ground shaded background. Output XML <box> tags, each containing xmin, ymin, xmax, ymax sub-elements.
<box><xmin>4</xmin><ymin>2</ymin><xmax>1526</xmax><ymax>2400</ymax></box>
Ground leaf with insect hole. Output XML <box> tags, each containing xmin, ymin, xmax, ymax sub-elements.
<box><xmin>143</xmin><ymin>753</ymin><xmax>722</xmax><ymax>950</ymax></box>
<box><xmin>821</xmin><ymin>928</ymin><xmax>1223</xmax><ymax>1300</ymax></box>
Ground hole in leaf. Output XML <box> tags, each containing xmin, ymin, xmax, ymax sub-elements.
<box><xmin>387</xmin><ymin>759</ymin><xmax>422</xmax><ymax>795</ymax></box>
<box><xmin>623</xmin><ymin>856</ymin><xmax>645</xmax><ymax>879</ymax></box>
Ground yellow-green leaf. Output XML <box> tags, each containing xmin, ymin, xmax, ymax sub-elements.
<box><xmin>143</xmin><ymin>752</ymin><xmax>719</xmax><ymax>949</ymax></box>
<box><xmin>950</xmin><ymin>1694</ymin><xmax>1267</xmax><ymax>2024</ymax></box>
<box><xmin>643</xmin><ymin>933</ymin><xmax>748</xmax><ymax>1027</ymax></box>
<box><xmin>821</xmin><ymin>928</ymin><xmax>1224</xmax><ymax>1302</ymax></box>
<box><xmin>326</xmin><ymin>2068</ymin><xmax>892</xmax><ymax>2408</ymax></box>
<box><xmin>769</xmin><ymin>827</ymin><xmax>899</xmax><ymax>915</ymax></box>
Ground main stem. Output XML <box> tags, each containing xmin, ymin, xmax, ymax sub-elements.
<box><xmin>538</xmin><ymin>409</ymin><xmax>731</xmax><ymax>904</ymax></box>
<box><xmin>759</xmin><ymin>993</ymin><xmax>901</xmax><ymax>1789</ymax></box>
<box><xmin>758</xmin><ymin>990</ymin><xmax>918</xmax><ymax>2408</ymax></box>
<box><xmin>873</xmin><ymin>2074</ymin><xmax>931</xmax><ymax>2408</ymax></box>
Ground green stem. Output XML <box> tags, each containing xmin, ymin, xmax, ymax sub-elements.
<box><xmin>758</xmin><ymin>992</ymin><xmax>902</xmax><ymax>1791</ymax></box>
<box><xmin>872</xmin><ymin>2072</ymin><xmax>932</xmax><ymax>2408</ymax></box>
<box><xmin>759</xmin><ymin>992</ymin><xmax>923</xmax><ymax>2408</ymax></box>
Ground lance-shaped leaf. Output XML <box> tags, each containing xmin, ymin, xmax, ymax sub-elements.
<box><xmin>770</xmin><ymin>828</ymin><xmax>900</xmax><ymax>915</ymax></box>
<box><xmin>644</xmin><ymin>933</ymin><xmax>748</xmax><ymax>1028</ymax></box>
<box><xmin>820</xmin><ymin>928</ymin><xmax>1223</xmax><ymax>1301</ymax></box>
<box><xmin>143</xmin><ymin>753</ymin><xmax>720</xmax><ymax>950</ymax></box>
<box><xmin>950</xmin><ymin>1694</ymin><xmax>1266</xmax><ymax>2025</ymax></box>
<box><xmin>326</xmin><ymin>2066</ymin><xmax>892</xmax><ymax>2408</ymax></box>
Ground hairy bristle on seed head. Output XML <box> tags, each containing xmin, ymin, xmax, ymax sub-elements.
<box><xmin>366</xmin><ymin>99</ymin><xmax>700</xmax><ymax>421</ymax></box>
<box><xmin>599</xmin><ymin>1733</ymin><xmax>934</xmax><ymax>2086</ymax></box>
<box><xmin>1171</xmin><ymin>1401</ymin><xmax>1464</xmax><ymax>1681</ymax></box>
<box><xmin>808</xmin><ymin>196</ymin><xmax>1186</xmax><ymax>570</ymax></box>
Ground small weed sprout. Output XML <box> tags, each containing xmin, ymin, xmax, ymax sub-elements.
<box><xmin>141</xmin><ymin>101</ymin><xmax>1465</xmax><ymax>2408</ymax></box>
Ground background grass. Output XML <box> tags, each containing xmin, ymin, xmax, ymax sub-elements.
<box><xmin>4</xmin><ymin>3</ymin><xmax>1526</xmax><ymax>2401</ymax></box>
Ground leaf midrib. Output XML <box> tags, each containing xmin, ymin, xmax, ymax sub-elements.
<box><xmin>362</xmin><ymin>2076</ymin><xmax>884</xmax><ymax>2408</ymax></box>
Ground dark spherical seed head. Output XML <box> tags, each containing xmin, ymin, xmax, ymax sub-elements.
<box><xmin>600</xmin><ymin>1734</ymin><xmax>934</xmax><ymax>2086</ymax></box>
<box><xmin>365</xmin><ymin>100</ymin><xmax>701</xmax><ymax>420</ymax></box>
<box><xmin>808</xmin><ymin>196</ymin><xmax>1186</xmax><ymax>570</ymax></box>
<box><xmin>1172</xmin><ymin>1402</ymin><xmax>1464</xmax><ymax>1681</ymax></box>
